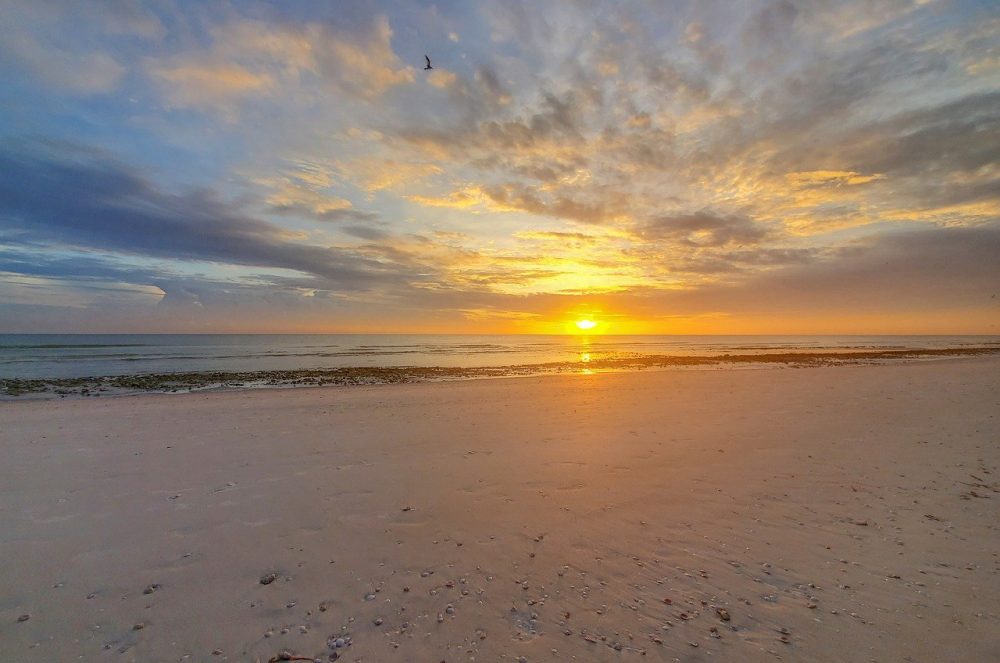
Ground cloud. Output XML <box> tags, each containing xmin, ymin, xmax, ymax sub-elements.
<box><xmin>639</xmin><ymin>222</ymin><xmax>1000</xmax><ymax>315</ymax></box>
<box><xmin>407</xmin><ymin>188</ymin><xmax>485</xmax><ymax>209</ymax></box>
<box><xmin>317</xmin><ymin>15</ymin><xmax>415</xmax><ymax>98</ymax></box>
<box><xmin>766</xmin><ymin>92</ymin><xmax>1000</xmax><ymax>185</ymax></box>
<box><xmin>260</xmin><ymin>177</ymin><xmax>354</xmax><ymax>216</ymax></box>
<box><xmin>0</xmin><ymin>0</ymin><xmax>166</xmax><ymax>95</ymax></box>
<box><xmin>643</xmin><ymin>212</ymin><xmax>769</xmax><ymax>247</ymax></box>
<box><xmin>148</xmin><ymin>62</ymin><xmax>273</xmax><ymax>118</ymax></box>
<box><xmin>253</xmin><ymin>160</ymin><xmax>379</xmax><ymax>222</ymax></box>
<box><xmin>427</xmin><ymin>69</ymin><xmax>458</xmax><ymax>88</ymax></box>
<box><xmin>0</xmin><ymin>248</ymin><xmax>171</xmax><ymax>287</ymax></box>
<box><xmin>340</xmin><ymin>225</ymin><xmax>389</xmax><ymax>241</ymax></box>
<box><xmin>785</xmin><ymin>171</ymin><xmax>884</xmax><ymax>187</ymax></box>
<box><xmin>0</xmin><ymin>30</ymin><xmax>125</xmax><ymax>94</ymax></box>
<box><xmin>842</xmin><ymin>92</ymin><xmax>1000</xmax><ymax>178</ymax></box>
<box><xmin>1</xmin><ymin>1</ymin><xmax>997</xmax><ymax>332</ymax></box>
<box><xmin>337</xmin><ymin>158</ymin><xmax>443</xmax><ymax>193</ymax></box>
<box><xmin>147</xmin><ymin>15</ymin><xmax>414</xmax><ymax>117</ymax></box>
<box><xmin>481</xmin><ymin>183</ymin><xmax>629</xmax><ymax>224</ymax></box>
<box><xmin>398</xmin><ymin>89</ymin><xmax>585</xmax><ymax>158</ymax></box>
<box><xmin>513</xmin><ymin>230</ymin><xmax>603</xmax><ymax>245</ymax></box>
<box><xmin>473</xmin><ymin>66</ymin><xmax>513</xmax><ymax>106</ymax></box>
<box><xmin>0</xmin><ymin>140</ymin><xmax>395</xmax><ymax>288</ymax></box>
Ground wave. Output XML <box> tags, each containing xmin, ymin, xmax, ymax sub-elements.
<box><xmin>0</xmin><ymin>343</ymin><xmax>147</xmax><ymax>349</ymax></box>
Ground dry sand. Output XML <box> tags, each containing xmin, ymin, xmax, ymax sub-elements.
<box><xmin>1</xmin><ymin>357</ymin><xmax>999</xmax><ymax>662</ymax></box>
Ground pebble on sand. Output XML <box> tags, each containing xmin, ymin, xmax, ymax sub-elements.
<box><xmin>260</xmin><ymin>573</ymin><xmax>278</xmax><ymax>585</ymax></box>
<box><xmin>17</xmin><ymin>614</ymin><xmax>30</xmax><ymax>622</ymax></box>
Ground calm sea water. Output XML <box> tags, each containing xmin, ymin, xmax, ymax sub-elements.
<box><xmin>1</xmin><ymin>334</ymin><xmax>998</xmax><ymax>380</ymax></box>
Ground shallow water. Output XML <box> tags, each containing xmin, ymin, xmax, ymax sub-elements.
<box><xmin>2</xmin><ymin>333</ymin><xmax>998</xmax><ymax>380</ymax></box>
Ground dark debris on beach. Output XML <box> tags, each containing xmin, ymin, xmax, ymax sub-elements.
<box><xmin>2</xmin><ymin>347</ymin><xmax>998</xmax><ymax>399</ymax></box>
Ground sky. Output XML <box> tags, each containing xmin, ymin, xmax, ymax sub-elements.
<box><xmin>0</xmin><ymin>0</ymin><xmax>998</xmax><ymax>334</ymax></box>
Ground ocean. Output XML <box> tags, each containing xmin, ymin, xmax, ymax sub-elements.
<box><xmin>2</xmin><ymin>334</ymin><xmax>998</xmax><ymax>380</ymax></box>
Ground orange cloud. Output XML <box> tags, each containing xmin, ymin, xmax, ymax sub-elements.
<box><xmin>146</xmin><ymin>15</ymin><xmax>413</xmax><ymax>117</ymax></box>
<box><xmin>407</xmin><ymin>187</ymin><xmax>486</xmax><ymax>208</ymax></box>
<box><xmin>427</xmin><ymin>69</ymin><xmax>458</xmax><ymax>88</ymax></box>
<box><xmin>785</xmin><ymin>170</ymin><xmax>885</xmax><ymax>187</ymax></box>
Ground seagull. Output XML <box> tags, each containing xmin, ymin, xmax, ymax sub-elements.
<box><xmin>424</xmin><ymin>55</ymin><xmax>433</xmax><ymax>70</ymax></box>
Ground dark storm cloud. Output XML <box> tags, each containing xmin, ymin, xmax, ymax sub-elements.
<box><xmin>0</xmin><ymin>246</ymin><xmax>310</xmax><ymax>302</ymax></box>
<box><xmin>0</xmin><ymin>247</ymin><xmax>171</xmax><ymax>284</ymax></box>
<box><xmin>0</xmin><ymin>140</ymin><xmax>397</xmax><ymax>288</ymax></box>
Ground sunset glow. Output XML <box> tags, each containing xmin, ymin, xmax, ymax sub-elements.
<box><xmin>1</xmin><ymin>7</ymin><xmax>999</xmax><ymax>660</ymax></box>
<box><xmin>0</xmin><ymin>2</ymin><xmax>996</xmax><ymax>334</ymax></box>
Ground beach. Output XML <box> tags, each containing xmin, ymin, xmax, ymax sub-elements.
<box><xmin>2</xmin><ymin>356</ymin><xmax>999</xmax><ymax>662</ymax></box>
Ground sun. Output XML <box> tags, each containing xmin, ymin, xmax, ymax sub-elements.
<box><xmin>575</xmin><ymin>319</ymin><xmax>597</xmax><ymax>331</ymax></box>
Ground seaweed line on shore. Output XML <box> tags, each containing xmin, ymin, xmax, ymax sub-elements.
<box><xmin>2</xmin><ymin>346</ymin><xmax>998</xmax><ymax>399</ymax></box>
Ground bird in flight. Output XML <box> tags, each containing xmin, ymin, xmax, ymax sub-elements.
<box><xmin>424</xmin><ymin>55</ymin><xmax>433</xmax><ymax>70</ymax></box>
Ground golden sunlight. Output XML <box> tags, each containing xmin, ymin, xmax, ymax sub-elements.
<box><xmin>560</xmin><ymin>314</ymin><xmax>611</xmax><ymax>335</ymax></box>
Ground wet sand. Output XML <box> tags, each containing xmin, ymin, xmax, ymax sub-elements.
<box><xmin>1</xmin><ymin>357</ymin><xmax>999</xmax><ymax>662</ymax></box>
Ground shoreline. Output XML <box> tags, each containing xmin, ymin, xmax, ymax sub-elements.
<box><xmin>2</xmin><ymin>345</ymin><xmax>998</xmax><ymax>400</ymax></box>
